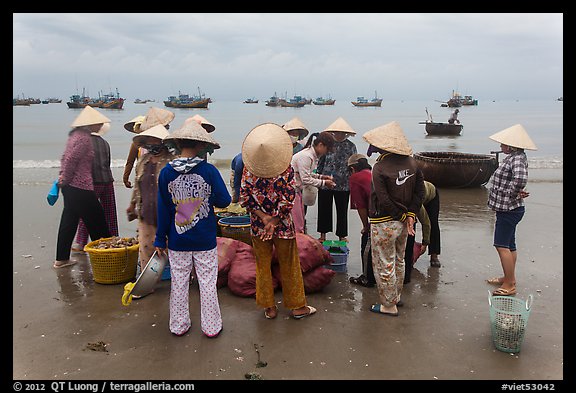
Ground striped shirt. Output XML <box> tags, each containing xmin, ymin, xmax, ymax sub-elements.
<box><xmin>487</xmin><ymin>150</ymin><xmax>528</xmax><ymax>212</ymax></box>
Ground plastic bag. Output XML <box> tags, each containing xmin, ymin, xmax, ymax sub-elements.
<box><xmin>47</xmin><ymin>180</ymin><xmax>59</xmax><ymax>206</ymax></box>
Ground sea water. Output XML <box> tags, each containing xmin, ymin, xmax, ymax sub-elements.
<box><xmin>13</xmin><ymin>99</ymin><xmax>563</xmax><ymax>184</ymax></box>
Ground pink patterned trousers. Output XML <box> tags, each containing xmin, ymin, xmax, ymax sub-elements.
<box><xmin>168</xmin><ymin>247</ymin><xmax>222</xmax><ymax>337</ymax></box>
<box><xmin>370</xmin><ymin>221</ymin><xmax>408</xmax><ymax>307</ymax></box>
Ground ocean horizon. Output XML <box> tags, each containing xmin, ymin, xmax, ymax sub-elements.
<box><xmin>14</xmin><ymin>98</ymin><xmax>562</xmax><ymax>175</ymax></box>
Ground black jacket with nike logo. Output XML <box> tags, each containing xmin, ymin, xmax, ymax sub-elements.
<box><xmin>369</xmin><ymin>152</ymin><xmax>425</xmax><ymax>224</ymax></box>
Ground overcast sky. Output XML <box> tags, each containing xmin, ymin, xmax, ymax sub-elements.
<box><xmin>13</xmin><ymin>13</ymin><xmax>563</xmax><ymax>101</ymax></box>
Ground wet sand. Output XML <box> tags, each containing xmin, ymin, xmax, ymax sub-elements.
<box><xmin>12</xmin><ymin>169</ymin><xmax>563</xmax><ymax>383</ymax></box>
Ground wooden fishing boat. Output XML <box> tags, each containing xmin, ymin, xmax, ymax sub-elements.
<box><xmin>243</xmin><ymin>97</ymin><xmax>259</xmax><ymax>103</ymax></box>
<box><xmin>422</xmin><ymin>122</ymin><xmax>463</xmax><ymax>136</ymax></box>
<box><xmin>265</xmin><ymin>93</ymin><xmax>280</xmax><ymax>107</ymax></box>
<box><xmin>98</xmin><ymin>89</ymin><xmax>124</xmax><ymax>109</ymax></box>
<box><xmin>279</xmin><ymin>98</ymin><xmax>305</xmax><ymax>107</ymax></box>
<box><xmin>413</xmin><ymin>151</ymin><xmax>498</xmax><ymax>188</ymax></box>
<box><xmin>313</xmin><ymin>97</ymin><xmax>335</xmax><ymax>105</ymax></box>
<box><xmin>164</xmin><ymin>89</ymin><xmax>210</xmax><ymax>108</ymax></box>
<box><xmin>352</xmin><ymin>91</ymin><xmax>382</xmax><ymax>107</ymax></box>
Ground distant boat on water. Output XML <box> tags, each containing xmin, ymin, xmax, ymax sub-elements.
<box><xmin>67</xmin><ymin>87</ymin><xmax>124</xmax><ymax>109</ymax></box>
<box><xmin>313</xmin><ymin>96</ymin><xmax>335</xmax><ymax>105</ymax></box>
<box><xmin>164</xmin><ymin>88</ymin><xmax>210</xmax><ymax>108</ymax></box>
<box><xmin>243</xmin><ymin>97</ymin><xmax>259</xmax><ymax>104</ymax></box>
<box><xmin>265</xmin><ymin>92</ymin><xmax>280</xmax><ymax>107</ymax></box>
<box><xmin>134</xmin><ymin>98</ymin><xmax>152</xmax><ymax>104</ymax></box>
<box><xmin>352</xmin><ymin>91</ymin><xmax>382</xmax><ymax>107</ymax></box>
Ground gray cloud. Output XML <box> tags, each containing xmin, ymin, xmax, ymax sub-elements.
<box><xmin>13</xmin><ymin>13</ymin><xmax>563</xmax><ymax>101</ymax></box>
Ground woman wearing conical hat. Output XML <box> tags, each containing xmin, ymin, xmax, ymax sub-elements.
<box><xmin>316</xmin><ymin>117</ymin><xmax>357</xmax><ymax>243</ymax></box>
<box><xmin>126</xmin><ymin>124</ymin><xmax>175</xmax><ymax>280</ymax></box>
<box><xmin>54</xmin><ymin>106</ymin><xmax>112</xmax><ymax>268</ymax></box>
<box><xmin>122</xmin><ymin>107</ymin><xmax>175</xmax><ymax>188</ymax></box>
<box><xmin>240</xmin><ymin>123</ymin><xmax>317</xmax><ymax>320</ymax></box>
<box><xmin>362</xmin><ymin>121</ymin><xmax>425</xmax><ymax>316</ymax></box>
<box><xmin>486</xmin><ymin>124</ymin><xmax>537</xmax><ymax>297</ymax></box>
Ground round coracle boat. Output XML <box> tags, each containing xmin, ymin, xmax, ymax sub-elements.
<box><xmin>413</xmin><ymin>151</ymin><xmax>499</xmax><ymax>188</ymax></box>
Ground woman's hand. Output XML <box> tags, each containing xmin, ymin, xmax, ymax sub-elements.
<box><xmin>406</xmin><ymin>216</ymin><xmax>416</xmax><ymax>236</ymax></box>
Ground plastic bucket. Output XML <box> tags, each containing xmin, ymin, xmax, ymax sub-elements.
<box><xmin>488</xmin><ymin>290</ymin><xmax>533</xmax><ymax>353</ymax></box>
<box><xmin>324</xmin><ymin>245</ymin><xmax>349</xmax><ymax>273</ymax></box>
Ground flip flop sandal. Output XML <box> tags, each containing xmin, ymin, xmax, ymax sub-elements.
<box><xmin>370</xmin><ymin>304</ymin><xmax>399</xmax><ymax>316</ymax></box>
<box><xmin>53</xmin><ymin>260</ymin><xmax>77</xmax><ymax>269</ymax></box>
<box><xmin>291</xmin><ymin>305</ymin><xmax>316</xmax><ymax>319</ymax></box>
<box><xmin>486</xmin><ymin>277</ymin><xmax>504</xmax><ymax>286</ymax></box>
<box><xmin>493</xmin><ymin>287</ymin><xmax>516</xmax><ymax>296</ymax></box>
<box><xmin>264</xmin><ymin>306</ymin><xmax>278</xmax><ymax>319</ymax></box>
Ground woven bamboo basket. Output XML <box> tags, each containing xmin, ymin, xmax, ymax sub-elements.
<box><xmin>84</xmin><ymin>237</ymin><xmax>139</xmax><ymax>284</ymax></box>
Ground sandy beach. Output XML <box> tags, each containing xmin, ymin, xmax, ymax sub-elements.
<box><xmin>12</xmin><ymin>167</ymin><xmax>563</xmax><ymax>383</ymax></box>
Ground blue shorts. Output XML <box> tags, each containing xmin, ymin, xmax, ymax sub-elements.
<box><xmin>493</xmin><ymin>206</ymin><xmax>525</xmax><ymax>251</ymax></box>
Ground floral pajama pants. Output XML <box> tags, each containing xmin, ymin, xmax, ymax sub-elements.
<box><xmin>168</xmin><ymin>247</ymin><xmax>222</xmax><ymax>337</ymax></box>
<box><xmin>370</xmin><ymin>221</ymin><xmax>408</xmax><ymax>307</ymax></box>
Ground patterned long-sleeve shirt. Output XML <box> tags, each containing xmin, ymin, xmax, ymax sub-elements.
<box><xmin>239</xmin><ymin>166</ymin><xmax>296</xmax><ymax>239</ymax></box>
<box><xmin>317</xmin><ymin>139</ymin><xmax>357</xmax><ymax>191</ymax></box>
<box><xmin>487</xmin><ymin>150</ymin><xmax>528</xmax><ymax>212</ymax></box>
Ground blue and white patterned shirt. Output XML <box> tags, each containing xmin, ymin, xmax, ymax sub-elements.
<box><xmin>487</xmin><ymin>150</ymin><xmax>528</xmax><ymax>212</ymax></box>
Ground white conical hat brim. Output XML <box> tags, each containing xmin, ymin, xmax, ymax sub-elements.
<box><xmin>282</xmin><ymin>117</ymin><xmax>309</xmax><ymax>139</ymax></box>
<box><xmin>165</xmin><ymin>120</ymin><xmax>220</xmax><ymax>148</ymax></box>
<box><xmin>323</xmin><ymin>117</ymin><xmax>356</xmax><ymax>135</ymax></box>
<box><xmin>70</xmin><ymin>106</ymin><xmax>111</xmax><ymax>128</ymax></box>
<box><xmin>362</xmin><ymin>121</ymin><xmax>412</xmax><ymax>156</ymax></box>
<box><xmin>489</xmin><ymin>124</ymin><xmax>537</xmax><ymax>150</ymax></box>
<box><xmin>186</xmin><ymin>114</ymin><xmax>216</xmax><ymax>133</ymax></box>
<box><xmin>242</xmin><ymin>123</ymin><xmax>293</xmax><ymax>178</ymax></box>
<box><xmin>133</xmin><ymin>124</ymin><xmax>170</xmax><ymax>145</ymax></box>
<box><xmin>124</xmin><ymin>115</ymin><xmax>146</xmax><ymax>133</ymax></box>
<box><xmin>140</xmin><ymin>107</ymin><xmax>175</xmax><ymax>131</ymax></box>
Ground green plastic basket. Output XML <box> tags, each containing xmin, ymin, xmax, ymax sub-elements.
<box><xmin>322</xmin><ymin>240</ymin><xmax>347</xmax><ymax>252</ymax></box>
<box><xmin>488</xmin><ymin>291</ymin><xmax>533</xmax><ymax>353</ymax></box>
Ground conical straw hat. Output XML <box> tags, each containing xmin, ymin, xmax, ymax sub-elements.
<box><xmin>124</xmin><ymin>115</ymin><xmax>146</xmax><ymax>133</ymax></box>
<box><xmin>140</xmin><ymin>107</ymin><xmax>175</xmax><ymax>131</ymax></box>
<box><xmin>133</xmin><ymin>124</ymin><xmax>170</xmax><ymax>145</ymax></box>
<box><xmin>242</xmin><ymin>123</ymin><xmax>293</xmax><ymax>178</ymax></box>
<box><xmin>185</xmin><ymin>114</ymin><xmax>216</xmax><ymax>133</ymax></box>
<box><xmin>165</xmin><ymin>119</ymin><xmax>220</xmax><ymax>149</ymax></box>
<box><xmin>489</xmin><ymin>124</ymin><xmax>537</xmax><ymax>150</ymax></box>
<box><xmin>70</xmin><ymin>106</ymin><xmax>111</xmax><ymax>128</ymax></box>
<box><xmin>323</xmin><ymin>117</ymin><xmax>356</xmax><ymax>135</ymax></box>
<box><xmin>282</xmin><ymin>117</ymin><xmax>309</xmax><ymax>139</ymax></box>
<box><xmin>362</xmin><ymin>121</ymin><xmax>412</xmax><ymax>156</ymax></box>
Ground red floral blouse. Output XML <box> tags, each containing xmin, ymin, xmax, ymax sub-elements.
<box><xmin>239</xmin><ymin>166</ymin><xmax>296</xmax><ymax>239</ymax></box>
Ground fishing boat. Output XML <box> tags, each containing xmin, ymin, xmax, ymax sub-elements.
<box><xmin>422</xmin><ymin>122</ymin><xmax>463</xmax><ymax>136</ymax></box>
<box><xmin>419</xmin><ymin>108</ymin><xmax>463</xmax><ymax>136</ymax></box>
<box><xmin>66</xmin><ymin>88</ymin><xmax>101</xmax><ymax>108</ymax></box>
<box><xmin>98</xmin><ymin>88</ymin><xmax>124</xmax><ymax>109</ymax></box>
<box><xmin>243</xmin><ymin>97</ymin><xmax>259</xmax><ymax>103</ymax></box>
<box><xmin>313</xmin><ymin>97</ymin><xmax>335</xmax><ymax>105</ymax></box>
<box><xmin>352</xmin><ymin>91</ymin><xmax>382</xmax><ymax>107</ymax></box>
<box><xmin>134</xmin><ymin>98</ymin><xmax>150</xmax><ymax>104</ymax></box>
<box><xmin>279</xmin><ymin>96</ymin><xmax>306</xmax><ymax>107</ymax></box>
<box><xmin>265</xmin><ymin>93</ymin><xmax>280</xmax><ymax>107</ymax></box>
<box><xmin>164</xmin><ymin>88</ymin><xmax>210</xmax><ymax>108</ymax></box>
<box><xmin>413</xmin><ymin>151</ymin><xmax>498</xmax><ymax>188</ymax></box>
<box><xmin>461</xmin><ymin>95</ymin><xmax>478</xmax><ymax>106</ymax></box>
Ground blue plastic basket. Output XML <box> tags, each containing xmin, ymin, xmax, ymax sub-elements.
<box><xmin>488</xmin><ymin>291</ymin><xmax>533</xmax><ymax>353</ymax></box>
<box><xmin>323</xmin><ymin>245</ymin><xmax>349</xmax><ymax>273</ymax></box>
